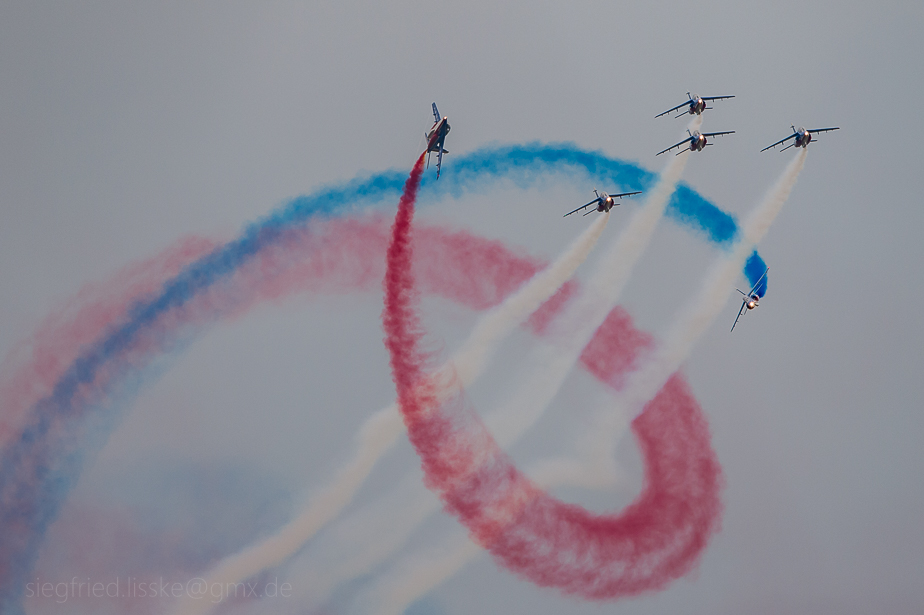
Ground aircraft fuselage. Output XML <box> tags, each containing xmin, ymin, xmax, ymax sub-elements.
<box><xmin>426</xmin><ymin>118</ymin><xmax>450</xmax><ymax>152</ymax></box>
<box><xmin>597</xmin><ymin>194</ymin><xmax>618</xmax><ymax>212</ymax></box>
<box><xmin>688</xmin><ymin>96</ymin><xmax>707</xmax><ymax>115</ymax></box>
<box><xmin>794</xmin><ymin>128</ymin><xmax>812</xmax><ymax>148</ymax></box>
<box><xmin>690</xmin><ymin>131</ymin><xmax>708</xmax><ymax>152</ymax></box>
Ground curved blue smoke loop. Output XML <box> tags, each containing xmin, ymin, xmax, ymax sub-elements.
<box><xmin>0</xmin><ymin>142</ymin><xmax>766</xmax><ymax>612</ymax></box>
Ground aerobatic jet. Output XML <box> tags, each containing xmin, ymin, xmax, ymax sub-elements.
<box><xmin>425</xmin><ymin>102</ymin><xmax>451</xmax><ymax>178</ymax></box>
<box><xmin>655</xmin><ymin>92</ymin><xmax>735</xmax><ymax>119</ymax></box>
<box><xmin>731</xmin><ymin>268</ymin><xmax>769</xmax><ymax>332</ymax></box>
<box><xmin>563</xmin><ymin>189</ymin><xmax>642</xmax><ymax>217</ymax></box>
<box><xmin>656</xmin><ymin>129</ymin><xmax>735</xmax><ymax>156</ymax></box>
<box><xmin>761</xmin><ymin>125</ymin><xmax>840</xmax><ymax>152</ymax></box>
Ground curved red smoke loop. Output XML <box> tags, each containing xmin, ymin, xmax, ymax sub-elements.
<box><xmin>382</xmin><ymin>155</ymin><xmax>723</xmax><ymax>599</ymax></box>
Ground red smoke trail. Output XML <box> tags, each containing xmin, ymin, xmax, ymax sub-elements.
<box><xmin>3</xmin><ymin>204</ymin><xmax>718</xmax><ymax>602</ymax></box>
<box><xmin>0</xmin><ymin>236</ymin><xmax>217</xmax><ymax>446</ymax></box>
<box><xmin>382</xmin><ymin>153</ymin><xmax>431</xmax><ymax>420</ymax></box>
<box><xmin>0</xmin><ymin>216</ymin><xmax>554</xmax><ymax>446</ymax></box>
<box><xmin>383</xmin><ymin>160</ymin><xmax>722</xmax><ymax>598</ymax></box>
<box><xmin>6</xmin><ymin>216</ymin><xmax>664</xmax><ymax>587</ymax></box>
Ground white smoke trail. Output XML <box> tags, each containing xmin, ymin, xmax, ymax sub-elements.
<box><xmin>354</xmin><ymin>148</ymin><xmax>808</xmax><ymax>615</ymax></box>
<box><xmin>357</xmin><ymin>424</ymin><xmax>634</xmax><ymax>615</ymax></box>
<box><xmin>360</xmin><ymin>532</ymin><xmax>481</xmax><ymax>615</ymax></box>
<box><xmin>440</xmin><ymin>211</ymin><xmax>610</xmax><ymax>388</ymax></box>
<box><xmin>586</xmin><ymin>147</ymin><xmax>808</xmax><ymax>465</ymax></box>
<box><xmin>281</xmin><ymin>121</ymin><xmax>700</xmax><ymax>614</ymax></box>
<box><xmin>273</xmin><ymin>472</ymin><xmax>441</xmax><ymax>612</ymax></box>
<box><xmin>168</xmin><ymin>211</ymin><xmax>610</xmax><ymax>615</ymax></box>
<box><xmin>356</xmin><ymin>453</ymin><xmax>626</xmax><ymax>615</ymax></box>
<box><xmin>482</xmin><ymin>113</ymin><xmax>700</xmax><ymax>453</ymax></box>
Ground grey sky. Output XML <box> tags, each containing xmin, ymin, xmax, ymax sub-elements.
<box><xmin>2</xmin><ymin>1</ymin><xmax>923</xmax><ymax>614</ymax></box>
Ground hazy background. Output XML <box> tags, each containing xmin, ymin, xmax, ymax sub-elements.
<box><xmin>1</xmin><ymin>1</ymin><xmax>923</xmax><ymax>614</ymax></box>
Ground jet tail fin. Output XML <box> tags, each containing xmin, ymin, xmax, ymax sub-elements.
<box><xmin>432</xmin><ymin>103</ymin><xmax>440</xmax><ymax>123</ymax></box>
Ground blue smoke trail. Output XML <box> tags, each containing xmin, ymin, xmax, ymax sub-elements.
<box><xmin>0</xmin><ymin>142</ymin><xmax>763</xmax><ymax>613</ymax></box>
<box><xmin>745</xmin><ymin>251</ymin><xmax>769</xmax><ymax>297</ymax></box>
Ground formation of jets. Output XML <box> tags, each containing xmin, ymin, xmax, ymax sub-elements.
<box><xmin>423</xmin><ymin>96</ymin><xmax>837</xmax><ymax>332</ymax></box>
<box><xmin>652</xmin><ymin>92</ymin><xmax>841</xmax><ymax>158</ymax></box>
<box><xmin>655</xmin><ymin>92</ymin><xmax>736</xmax><ymax>156</ymax></box>
<box><xmin>424</xmin><ymin>99</ymin><xmax>839</xmax><ymax>176</ymax></box>
<box><xmin>650</xmin><ymin>93</ymin><xmax>834</xmax><ymax>331</ymax></box>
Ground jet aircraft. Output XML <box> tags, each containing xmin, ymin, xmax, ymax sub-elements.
<box><xmin>656</xmin><ymin>129</ymin><xmax>735</xmax><ymax>156</ymax></box>
<box><xmin>655</xmin><ymin>93</ymin><xmax>735</xmax><ymax>119</ymax></box>
<box><xmin>425</xmin><ymin>102</ymin><xmax>451</xmax><ymax>178</ymax></box>
<box><xmin>563</xmin><ymin>189</ymin><xmax>642</xmax><ymax>217</ymax></box>
<box><xmin>761</xmin><ymin>125</ymin><xmax>840</xmax><ymax>152</ymax></box>
<box><xmin>731</xmin><ymin>268</ymin><xmax>769</xmax><ymax>332</ymax></box>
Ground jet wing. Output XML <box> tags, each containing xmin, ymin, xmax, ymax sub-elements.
<box><xmin>609</xmin><ymin>191</ymin><xmax>643</xmax><ymax>199</ymax></box>
<box><xmin>808</xmin><ymin>127</ymin><xmax>839</xmax><ymax>134</ymax></box>
<box><xmin>702</xmin><ymin>131</ymin><xmax>735</xmax><ymax>137</ymax></box>
<box><xmin>702</xmin><ymin>95</ymin><xmax>735</xmax><ymax>101</ymax></box>
<box><xmin>748</xmin><ymin>267</ymin><xmax>769</xmax><ymax>297</ymax></box>
<box><xmin>730</xmin><ymin>301</ymin><xmax>747</xmax><ymax>332</ymax></box>
<box><xmin>427</xmin><ymin>131</ymin><xmax>445</xmax><ymax>174</ymax></box>
<box><xmin>760</xmin><ymin>132</ymin><xmax>797</xmax><ymax>152</ymax></box>
<box><xmin>563</xmin><ymin>198</ymin><xmax>600</xmax><ymax>217</ymax></box>
<box><xmin>655</xmin><ymin>101</ymin><xmax>690</xmax><ymax>118</ymax></box>
<box><xmin>656</xmin><ymin>137</ymin><xmax>691</xmax><ymax>156</ymax></box>
<box><xmin>432</xmin><ymin>102</ymin><xmax>441</xmax><ymax>123</ymax></box>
